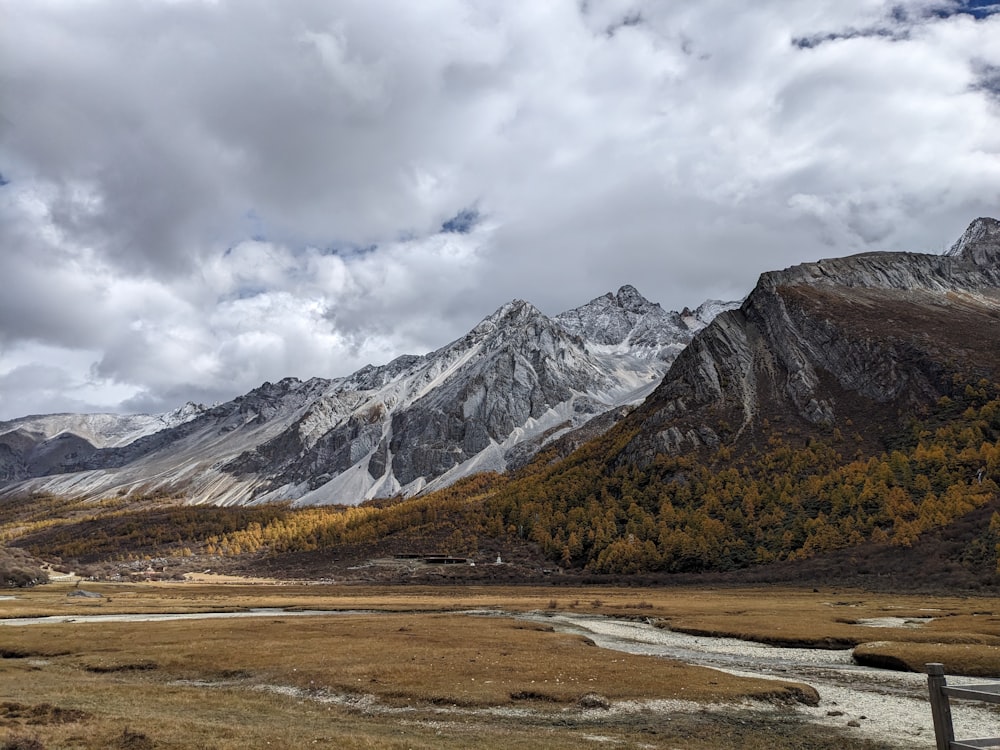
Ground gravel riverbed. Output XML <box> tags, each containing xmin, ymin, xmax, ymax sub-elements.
<box><xmin>525</xmin><ymin>612</ymin><xmax>1000</xmax><ymax>749</ymax></box>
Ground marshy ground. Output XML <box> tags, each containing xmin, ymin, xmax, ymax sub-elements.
<box><xmin>2</xmin><ymin>582</ymin><xmax>999</xmax><ymax>749</ymax></box>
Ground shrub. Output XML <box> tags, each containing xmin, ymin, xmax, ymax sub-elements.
<box><xmin>0</xmin><ymin>547</ymin><xmax>48</xmax><ymax>588</ymax></box>
<box><xmin>2</xmin><ymin>737</ymin><xmax>45</xmax><ymax>750</ymax></box>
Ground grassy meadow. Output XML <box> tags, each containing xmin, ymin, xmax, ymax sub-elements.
<box><xmin>3</xmin><ymin>582</ymin><xmax>999</xmax><ymax>749</ymax></box>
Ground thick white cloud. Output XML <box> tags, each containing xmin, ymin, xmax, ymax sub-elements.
<box><xmin>0</xmin><ymin>0</ymin><xmax>998</xmax><ymax>418</ymax></box>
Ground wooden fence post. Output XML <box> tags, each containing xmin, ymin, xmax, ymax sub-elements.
<box><xmin>927</xmin><ymin>662</ymin><xmax>955</xmax><ymax>750</ymax></box>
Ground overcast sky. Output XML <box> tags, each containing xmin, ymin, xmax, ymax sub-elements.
<box><xmin>1</xmin><ymin>0</ymin><xmax>999</xmax><ymax>419</ymax></box>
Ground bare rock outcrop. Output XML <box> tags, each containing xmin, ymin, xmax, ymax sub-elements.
<box><xmin>622</xmin><ymin>217</ymin><xmax>1000</xmax><ymax>463</ymax></box>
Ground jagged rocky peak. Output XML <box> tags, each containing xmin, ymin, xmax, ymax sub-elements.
<box><xmin>693</xmin><ymin>299</ymin><xmax>741</xmax><ymax>325</ymax></box>
<box><xmin>483</xmin><ymin>298</ymin><xmax>542</xmax><ymax>326</ymax></box>
<box><xmin>167</xmin><ymin>401</ymin><xmax>206</xmax><ymax>420</ymax></box>
<box><xmin>555</xmin><ymin>285</ymin><xmax>740</xmax><ymax>366</ymax></box>
<box><xmin>614</xmin><ymin>284</ymin><xmax>661</xmax><ymax>313</ymax></box>
<box><xmin>679</xmin><ymin>299</ymin><xmax>741</xmax><ymax>330</ymax></box>
<box><xmin>555</xmin><ymin>284</ymin><xmax>672</xmax><ymax>346</ymax></box>
<box><xmin>343</xmin><ymin>354</ymin><xmax>426</xmax><ymax>391</ymax></box>
<box><xmin>445</xmin><ymin>299</ymin><xmax>559</xmax><ymax>357</ymax></box>
<box><xmin>946</xmin><ymin>217</ymin><xmax>1000</xmax><ymax>265</ymax></box>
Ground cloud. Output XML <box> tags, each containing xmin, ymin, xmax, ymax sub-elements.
<box><xmin>0</xmin><ymin>346</ymin><xmax>136</xmax><ymax>419</ymax></box>
<box><xmin>0</xmin><ymin>0</ymin><xmax>999</xmax><ymax>418</ymax></box>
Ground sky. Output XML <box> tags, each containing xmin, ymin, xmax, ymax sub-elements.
<box><xmin>1</xmin><ymin>0</ymin><xmax>999</xmax><ymax>420</ymax></box>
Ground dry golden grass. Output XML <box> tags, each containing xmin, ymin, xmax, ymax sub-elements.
<box><xmin>642</xmin><ymin>589</ymin><xmax>1000</xmax><ymax>650</ymax></box>
<box><xmin>854</xmin><ymin>641</ymin><xmax>1000</xmax><ymax>676</ymax></box>
<box><xmin>4</xmin><ymin>581</ymin><xmax>998</xmax><ymax>747</ymax></box>
<box><xmin>0</xmin><ymin>604</ymin><xmax>839</xmax><ymax>749</ymax></box>
<box><xmin>8</xmin><ymin>581</ymin><xmax>1000</xmax><ymax>658</ymax></box>
<box><xmin>7</xmin><ymin>582</ymin><xmax>1000</xmax><ymax>654</ymax></box>
<box><xmin>5</xmin><ymin>664</ymin><xmax>622</xmax><ymax>750</ymax></box>
<box><xmin>1</xmin><ymin>614</ymin><xmax>812</xmax><ymax>707</ymax></box>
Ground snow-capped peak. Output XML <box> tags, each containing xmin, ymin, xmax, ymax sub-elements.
<box><xmin>555</xmin><ymin>285</ymin><xmax>738</xmax><ymax>362</ymax></box>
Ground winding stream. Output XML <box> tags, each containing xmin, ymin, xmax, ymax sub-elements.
<box><xmin>522</xmin><ymin>611</ymin><xmax>1000</xmax><ymax>748</ymax></box>
<box><xmin>3</xmin><ymin>607</ymin><xmax>999</xmax><ymax>747</ymax></box>
<box><xmin>0</xmin><ymin>608</ymin><xmax>369</xmax><ymax>626</ymax></box>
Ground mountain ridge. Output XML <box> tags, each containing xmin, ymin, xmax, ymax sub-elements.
<box><xmin>617</xmin><ymin>218</ymin><xmax>1000</xmax><ymax>462</ymax></box>
<box><xmin>0</xmin><ymin>285</ymin><xmax>736</xmax><ymax>505</ymax></box>
<box><xmin>5</xmin><ymin>218</ymin><xmax>1000</xmax><ymax>587</ymax></box>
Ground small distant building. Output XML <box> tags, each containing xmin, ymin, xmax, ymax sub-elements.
<box><xmin>393</xmin><ymin>552</ymin><xmax>470</xmax><ymax>565</ymax></box>
<box><xmin>422</xmin><ymin>555</ymin><xmax>468</xmax><ymax>565</ymax></box>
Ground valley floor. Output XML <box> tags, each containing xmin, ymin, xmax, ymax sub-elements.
<box><xmin>2</xmin><ymin>582</ymin><xmax>999</xmax><ymax>749</ymax></box>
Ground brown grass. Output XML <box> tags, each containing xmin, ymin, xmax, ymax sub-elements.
<box><xmin>9</xmin><ymin>581</ymin><xmax>1000</xmax><ymax>657</ymax></box>
<box><xmin>0</xmin><ymin>612</ymin><xmax>838</xmax><ymax>749</ymax></box>
<box><xmin>854</xmin><ymin>641</ymin><xmax>1000</xmax><ymax>676</ymax></box>
<box><xmin>598</xmin><ymin>588</ymin><xmax>1000</xmax><ymax>652</ymax></box>
<box><xmin>1</xmin><ymin>613</ymin><xmax>811</xmax><ymax>707</ymax></box>
<box><xmin>5</xmin><ymin>581</ymin><xmax>998</xmax><ymax>747</ymax></box>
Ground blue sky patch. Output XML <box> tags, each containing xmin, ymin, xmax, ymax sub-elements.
<box><xmin>795</xmin><ymin>1</ymin><xmax>999</xmax><ymax>49</ymax></box>
<box><xmin>440</xmin><ymin>207</ymin><xmax>480</xmax><ymax>234</ymax></box>
<box><xmin>931</xmin><ymin>0</ymin><xmax>1000</xmax><ymax>19</ymax></box>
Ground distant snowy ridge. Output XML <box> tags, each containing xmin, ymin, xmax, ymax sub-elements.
<box><xmin>0</xmin><ymin>402</ymin><xmax>205</xmax><ymax>450</ymax></box>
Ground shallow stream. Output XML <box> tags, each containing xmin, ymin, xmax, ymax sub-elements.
<box><xmin>3</xmin><ymin>607</ymin><xmax>998</xmax><ymax>747</ymax></box>
<box><xmin>521</xmin><ymin>611</ymin><xmax>1000</xmax><ymax>748</ymax></box>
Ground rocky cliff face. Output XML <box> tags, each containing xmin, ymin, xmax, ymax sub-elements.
<box><xmin>622</xmin><ymin>217</ymin><xmax>1000</xmax><ymax>462</ymax></box>
<box><xmin>1</xmin><ymin>285</ymin><xmax>733</xmax><ymax>505</ymax></box>
<box><xmin>946</xmin><ymin>215</ymin><xmax>1000</xmax><ymax>264</ymax></box>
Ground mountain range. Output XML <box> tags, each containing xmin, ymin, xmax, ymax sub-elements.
<box><xmin>3</xmin><ymin>217</ymin><xmax>1000</xmax><ymax>587</ymax></box>
<box><xmin>0</xmin><ymin>287</ymin><xmax>736</xmax><ymax>505</ymax></box>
